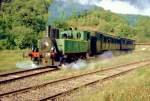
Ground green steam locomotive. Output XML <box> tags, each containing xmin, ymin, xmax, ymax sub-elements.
<box><xmin>30</xmin><ymin>26</ymin><xmax>135</xmax><ymax>66</ymax></box>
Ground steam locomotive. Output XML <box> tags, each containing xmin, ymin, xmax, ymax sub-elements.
<box><xmin>29</xmin><ymin>26</ymin><xmax>135</xmax><ymax>66</ymax></box>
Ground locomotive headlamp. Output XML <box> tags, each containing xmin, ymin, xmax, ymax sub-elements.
<box><xmin>44</xmin><ymin>42</ymin><xmax>49</xmax><ymax>47</ymax></box>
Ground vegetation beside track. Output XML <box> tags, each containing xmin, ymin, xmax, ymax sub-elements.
<box><xmin>0</xmin><ymin>50</ymin><xmax>29</xmax><ymax>72</ymax></box>
<box><xmin>38</xmin><ymin>46</ymin><xmax>150</xmax><ymax>82</ymax></box>
<box><xmin>0</xmin><ymin>45</ymin><xmax>149</xmax><ymax>74</ymax></box>
<box><xmin>71</xmin><ymin>65</ymin><xmax>150</xmax><ymax>101</ymax></box>
<box><xmin>0</xmin><ymin>47</ymin><xmax>150</xmax><ymax>100</ymax></box>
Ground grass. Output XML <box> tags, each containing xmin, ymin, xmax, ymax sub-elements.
<box><xmin>71</xmin><ymin>66</ymin><xmax>150</xmax><ymax>101</ymax></box>
<box><xmin>0</xmin><ymin>45</ymin><xmax>150</xmax><ymax>74</ymax></box>
<box><xmin>0</xmin><ymin>50</ymin><xmax>29</xmax><ymax>72</ymax></box>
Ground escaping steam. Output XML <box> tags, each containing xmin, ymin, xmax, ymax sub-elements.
<box><xmin>62</xmin><ymin>51</ymin><xmax>114</xmax><ymax>70</ymax></box>
<box><xmin>16</xmin><ymin>61</ymin><xmax>39</xmax><ymax>69</ymax></box>
<box><xmin>62</xmin><ymin>59</ymin><xmax>87</xmax><ymax>70</ymax></box>
<box><xmin>61</xmin><ymin>51</ymin><xmax>132</xmax><ymax>70</ymax></box>
<box><xmin>98</xmin><ymin>51</ymin><xmax>113</xmax><ymax>59</ymax></box>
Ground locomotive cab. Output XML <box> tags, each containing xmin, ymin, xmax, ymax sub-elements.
<box><xmin>56</xmin><ymin>28</ymin><xmax>91</xmax><ymax>64</ymax></box>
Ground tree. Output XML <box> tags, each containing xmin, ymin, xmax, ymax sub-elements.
<box><xmin>9</xmin><ymin>26</ymin><xmax>37</xmax><ymax>49</ymax></box>
<box><xmin>135</xmin><ymin>16</ymin><xmax>150</xmax><ymax>42</ymax></box>
<box><xmin>0</xmin><ymin>0</ymin><xmax>52</xmax><ymax>50</ymax></box>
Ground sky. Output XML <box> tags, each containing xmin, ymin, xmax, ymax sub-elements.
<box><xmin>48</xmin><ymin>0</ymin><xmax>150</xmax><ymax>24</ymax></box>
<box><xmin>57</xmin><ymin>0</ymin><xmax>150</xmax><ymax>16</ymax></box>
<box><xmin>95</xmin><ymin>0</ymin><xmax>150</xmax><ymax>16</ymax></box>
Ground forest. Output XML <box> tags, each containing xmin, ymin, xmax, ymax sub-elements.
<box><xmin>0</xmin><ymin>0</ymin><xmax>150</xmax><ymax>50</ymax></box>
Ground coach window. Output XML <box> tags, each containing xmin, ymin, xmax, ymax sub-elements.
<box><xmin>107</xmin><ymin>38</ymin><xmax>109</xmax><ymax>43</ymax></box>
<box><xmin>87</xmin><ymin>33</ymin><xmax>90</xmax><ymax>40</ymax></box>
<box><xmin>68</xmin><ymin>33</ymin><xmax>73</xmax><ymax>39</ymax></box>
<box><xmin>103</xmin><ymin>37</ymin><xmax>106</xmax><ymax>42</ymax></box>
<box><xmin>63</xmin><ymin>33</ymin><xmax>67</xmax><ymax>38</ymax></box>
<box><xmin>104</xmin><ymin>37</ymin><xmax>107</xmax><ymax>42</ymax></box>
<box><xmin>106</xmin><ymin>38</ymin><xmax>108</xmax><ymax>43</ymax></box>
<box><xmin>77</xmin><ymin>33</ymin><xmax>81</xmax><ymax>39</ymax></box>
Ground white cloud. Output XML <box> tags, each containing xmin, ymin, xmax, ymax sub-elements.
<box><xmin>142</xmin><ymin>8</ymin><xmax>150</xmax><ymax>16</ymax></box>
<box><xmin>56</xmin><ymin>0</ymin><xmax>96</xmax><ymax>5</ymax></box>
<box><xmin>94</xmin><ymin>0</ymin><xmax>150</xmax><ymax>16</ymax></box>
<box><xmin>56</xmin><ymin>0</ymin><xmax>150</xmax><ymax>16</ymax></box>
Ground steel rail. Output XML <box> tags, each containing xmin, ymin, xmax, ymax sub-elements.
<box><xmin>0</xmin><ymin>66</ymin><xmax>58</xmax><ymax>84</ymax></box>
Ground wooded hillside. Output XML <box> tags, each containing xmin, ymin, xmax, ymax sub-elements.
<box><xmin>0</xmin><ymin>0</ymin><xmax>150</xmax><ymax>50</ymax></box>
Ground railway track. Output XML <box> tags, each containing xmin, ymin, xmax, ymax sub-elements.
<box><xmin>0</xmin><ymin>59</ymin><xmax>150</xmax><ymax>101</ymax></box>
<box><xmin>0</xmin><ymin>66</ymin><xmax>58</xmax><ymax>84</ymax></box>
<box><xmin>135</xmin><ymin>43</ymin><xmax>150</xmax><ymax>45</ymax></box>
<box><xmin>40</xmin><ymin>59</ymin><xmax>150</xmax><ymax>101</ymax></box>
